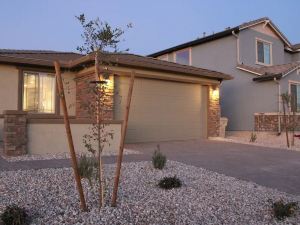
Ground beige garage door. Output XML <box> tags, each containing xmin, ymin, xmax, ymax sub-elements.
<box><xmin>114</xmin><ymin>76</ymin><xmax>208</xmax><ymax>143</ymax></box>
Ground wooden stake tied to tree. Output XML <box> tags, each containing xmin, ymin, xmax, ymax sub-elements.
<box><xmin>111</xmin><ymin>72</ymin><xmax>135</xmax><ymax>207</ymax></box>
<box><xmin>54</xmin><ymin>61</ymin><xmax>87</xmax><ymax>211</ymax></box>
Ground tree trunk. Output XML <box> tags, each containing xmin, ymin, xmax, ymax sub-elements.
<box><xmin>95</xmin><ymin>51</ymin><xmax>105</xmax><ymax>208</ymax></box>
<box><xmin>282</xmin><ymin>97</ymin><xmax>290</xmax><ymax>148</ymax></box>
<box><xmin>291</xmin><ymin>95</ymin><xmax>296</xmax><ymax>146</ymax></box>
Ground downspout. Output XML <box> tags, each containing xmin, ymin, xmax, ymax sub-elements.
<box><xmin>274</xmin><ymin>77</ymin><xmax>281</xmax><ymax>134</ymax></box>
<box><xmin>232</xmin><ymin>30</ymin><xmax>240</xmax><ymax>64</ymax></box>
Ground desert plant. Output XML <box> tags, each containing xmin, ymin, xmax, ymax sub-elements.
<box><xmin>249</xmin><ymin>132</ymin><xmax>257</xmax><ymax>143</ymax></box>
<box><xmin>1</xmin><ymin>204</ymin><xmax>29</xmax><ymax>225</ymax></box>
<box><xmin>152</xmin><ymin>145</ymin><xmax>166</xmax><ymax>170</ymax></box>
<box><xmin>158</xmin><ymin>176</ymin><xmax>182</xmax><ymax>190</ymax></box>
<box><xmin>78</xmin><ymin>154</ymin><xmax>98</xmax><ymax>186</ymax></box>
<box><xmin>272</xmin><ymin>200</ymin><xmax>298</xmax><ymax>220</ymax></box>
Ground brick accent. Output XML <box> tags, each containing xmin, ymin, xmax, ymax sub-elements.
<box><xmin>76</xmin><ymin>73</ymin><xmax>114</xmax><ymax>120</ymax></box>
<box><xmin>255</xmin><ymin>113</ymin><xmax>300</xmax><ymax>132</ymax></box>
<box><xmin>207</xmin><ymin>85</ymin><xmax>220</xmax><ymax>137</ymax></box>
<box><xmin>3</xmin><ymin>110</ymin><xmax>27</xmax><ymax>156</ymax></box>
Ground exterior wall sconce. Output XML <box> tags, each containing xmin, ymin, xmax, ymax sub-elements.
<box><xmin>211</xmin><ymin>85</ymin><xmax>219</xmax><ymax>100</ymax></box>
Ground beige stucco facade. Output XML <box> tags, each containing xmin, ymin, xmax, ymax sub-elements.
<box><xmin>27</xmin><ymin>122</ymin><xmax>121</xmax><ymax>155</ymax></box>
<box><xmin>0</xmin><ymin>60</ymin><xmax>223</xmax><ymax>156</ymax></box>
<box><xmin>0</xmin><ymin>65</ymin><xmax>19</xmax><ymax>112</ymax></box>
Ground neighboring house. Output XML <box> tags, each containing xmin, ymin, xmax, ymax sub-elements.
<box><xmin>149</xmin><ymin>17</ymin><xmax>300</xmax><ymax>132</ymax></box>
<box><xmin>0</xmin><ymin>49</ymin><xmax>231</xmax><ymax>156</ymax></box>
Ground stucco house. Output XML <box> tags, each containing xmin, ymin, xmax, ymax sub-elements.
<box><xmin>0</xmin><ymin>49</ymin><xmax>231</xmax><ymax>156</ymax></box>
<box><xmin>149</xmin><ymin>17</ymin><xmax>300</xmax><ymax>133</ymax></box>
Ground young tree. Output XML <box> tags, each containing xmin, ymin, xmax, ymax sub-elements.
<box><xmin>281</xmin><ymin>93</ymin><xmax>292</xmax><ymax>148</ymax></box>
<box><xmin>290</xmin><ymin>92</ymin><xmax>298</xmax><ymax>146</ymax></box>
<box><xmin>76</xmin><ymin>14</ymin><xmax>131</xmax><ymax>207</ymax></box>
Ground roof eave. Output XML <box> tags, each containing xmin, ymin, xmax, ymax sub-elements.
<box><xmin>253</xmin><ymin>73</ymin><xmax>282</xmax><ymax>82</ymax></box>
<box><xmin>148</xmin><ymin>27</ymin><xmax>239</xmax><ymax>57</ymax></box>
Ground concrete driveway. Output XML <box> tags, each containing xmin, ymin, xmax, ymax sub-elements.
<box><xmin>126</xmin><ymin>139</ymin><xmax>300</xmax><ymax>196</ymax></box>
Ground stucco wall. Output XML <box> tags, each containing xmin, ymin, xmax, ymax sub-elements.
<box><xmin>292</xmin><ymin>52</ymin><xmax>300</xmax><ymax>62</ymax></box>
<box><xmin>27</xmin><ymin>123</ymin><xmax>121</xmax><ymax>155</ymax></box>
<box><xmin>280</xmin><ymin>70</ymin><xmax>300</xmax><ymax>93</ymax></box>
<box><xmin>224</xmin><ymin>70</ymin><xmax>278</xmax><ymax>130</ymax></box>
<box><xmin>284</xmin><ymin>52</ymin><xmax>294</xmax><ymax>64</ymax></box>
<box><xmin>191</xmin><ymin>35</ymin><xmax>237</xmax><ymax>74</ymax></box>
<box><xmin>188</xmin><ymin>32</ymin><xmax>281</xmax><ymax>130</ymax></box>
<box><xmin>0</xmin><ymin>65</ymin><xmax>19</xmax><ymax>113</ymax></box>
<box><xmin>239</xmin><ymin>28</ymin><xmax>285</xmax><ymax>66</ymax></box>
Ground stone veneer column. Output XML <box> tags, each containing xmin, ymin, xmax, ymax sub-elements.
<box><xmin>207</xmin><ymin>85</ymin><xmax>220</xmax><ymax>137</ymax></box>
<box><xmin>76</xmin><ymin>73</ymin><xmax>114</xmax><ymax>120</ymax></box>
<box><xmin>3</xmin><ymin>110</ymin><xmax>27</xmax><ymax>156</ymax></box>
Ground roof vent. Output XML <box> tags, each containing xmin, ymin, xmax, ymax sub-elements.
<box><xmin>203</xmin><ymin>32</ymin><xmax>206</xmax><ymax>37</ymax></box>
<box><xmin>225</xmin><ymin>27</ymin><xmax>231</xmax><ymax>30</ymax></box>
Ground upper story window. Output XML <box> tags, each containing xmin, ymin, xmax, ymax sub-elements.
<box><xmin>157</xmin><ymin>54</ymin><xmax>168</xmax><ymax>61</ymax></box>
<box><xmin>256</xmin><ymin>39</ymin><xmax>272</xmax><ymax>65</ymax></box>
<box><xmin>174</xmin><ymin>48</ymin><xmax>191</xmax><ymax>65</ymax></box>
<box><xmin>23</xmin><ymin>71</ymin><xmax>56</xmax><ymax>113</ymax></box>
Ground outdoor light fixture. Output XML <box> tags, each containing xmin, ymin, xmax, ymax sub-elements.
<box><xmin>90</xmin><ymin>80</ymin><xmax>108</xmax><ymax>87</ymax></box>
<box><xmin>211</xmin><ymin>86</ymin><xmax>219</xmax><ymax>99</ymax></box>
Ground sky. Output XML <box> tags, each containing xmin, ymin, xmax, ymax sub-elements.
<box><xmin>1</xmin><ymin>0</ymin><xmax>299</xmax><ymax>55</ymax></box>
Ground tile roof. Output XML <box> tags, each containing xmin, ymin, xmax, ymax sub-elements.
<box><xmin>71</xmin><ymin>52</ymin><xmax>233</xmax><ymax>80</ymax></box>
<box><xmin>0</xmin><ymin>49</ymin><xmax>232</xmax><ymax>81</ymax></box>
<box><xmin>237</xmin><ymin>62</ymin><xmax>300</xmax><ymax>81</ymax></box>
<box><xmin>0</xmin><ymin>49</ymin><xmax>83</xmax><ymax>66</ymax></box>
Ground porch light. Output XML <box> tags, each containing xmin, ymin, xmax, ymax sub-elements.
<box><xmin>90</xmin><ymin>80</ymin><xmax>107</xmax><ymax>85</ymax></box>
<box><xmin>211</xmin><ymin>86</ymin><xmax>219</xmax><ymax>100</ymax></box>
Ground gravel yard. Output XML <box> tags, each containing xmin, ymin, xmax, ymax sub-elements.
<box><xmin>0</xmin><ymin>148</ymin><xmax>140</xmax><ymax>162</ymax></box>
<box><xmin>212</xmin><ymin>131</ymin><xmax>300</xmax><ymax>151</ymax></box>
<box><xmin>0</xmin><ymin>161</ymin><xmax>299</xmax><ymax>225</ymax></box>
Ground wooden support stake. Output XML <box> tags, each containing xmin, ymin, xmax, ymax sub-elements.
<box><xmin>54</xmin><ymin>61</ymin><xmax>87</xmax><ymax>212</ymax></box>
<box><xmin>111</xmin><ymin>71</ymin><xmax>135</xmax><ymax>207</ymax></box>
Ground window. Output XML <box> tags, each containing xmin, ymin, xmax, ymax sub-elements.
<box><xmin>256</xmin><ymin>39</ymin><xmax>272</xmax><ymax>65</ymax></box>
<box><xmin>157</xmin><ymin>54</ymin><xmax>168</xmax><ymax>61</ymax></box>
<box><xmin>23</xmin><ymin>71</ymin><xmax>56</xmax><ymax>113</ymax></box>
<box><xmin>290</xmin><ymin>83</ymin><xmax>300</xmax><ymax>112</ymax></box>
<box><xmin>174</xmin><ymin>48</ymin><xmax>191</xmax><ymax>65</ymax></box>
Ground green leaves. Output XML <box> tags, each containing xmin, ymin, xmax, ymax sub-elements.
<box><xmin>76</xmin><ymin>13</ymin><xmax>131</xmax><ymax>54</ymax></box>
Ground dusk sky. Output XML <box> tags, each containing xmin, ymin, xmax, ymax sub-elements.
<box><xmin>1</xmin><ymin>0</ymin><xmax>299</xmax><ymax>55</ymax></box>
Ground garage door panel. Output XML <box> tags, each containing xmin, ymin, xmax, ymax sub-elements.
<box><xmin>115</xmin><ymin>77</ymin><xmax>207</xmax><ymax>143</ymax></box>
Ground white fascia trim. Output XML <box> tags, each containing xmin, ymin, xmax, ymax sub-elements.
<box><xmin>239</xmin><ymin>20</ymin><xmax>291</xmax><ymax>47</ymax></box>
<box><xmin>282</xmin><ymin>66</ymin><xmax>300</xmax><ymax>78</ymax></box>
<box><xmin>236</xmin><ymin>66</ymin><xmax>262</xmax><ymax>76</ymax></box>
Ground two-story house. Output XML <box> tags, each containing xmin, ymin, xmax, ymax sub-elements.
<box><xmin>149</xmin><ymin>17</ymin><xmax>300</xmax><ymax>133</ymax></box>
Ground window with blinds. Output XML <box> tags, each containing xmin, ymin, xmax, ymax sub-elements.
<box><xmin>23</xmin><ymin>71</ymin><xmax>56</xmax><ymax>113</ymax></box>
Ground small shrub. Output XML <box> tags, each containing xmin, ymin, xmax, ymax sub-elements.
<box><xmin>1</xmin><ymin>204</ymin><xmax>29</xmax><ymax>225</ymax></box>
<box><xmin>272</xmin><ymin>200</ymin><xmax>298</xmax><ymax>220</ymax></box>
<box><xmin>78</xmin><ymin>154</ymin><xmax>98</xmax><ymax>186</ymax></box>
<box><xmin>158</xmin><ymin>176</ymin><xmax>182</xmax><ymax>190</ymax></box>
<box><xmin>152</xmin><ymin>145</ymin><xmax>166</xmax><ymax>170</ymax></box>
<box><xmin>249</xmin><ymin>132</ymin><xmax>257</xmax><ymax>142</ymax></box>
